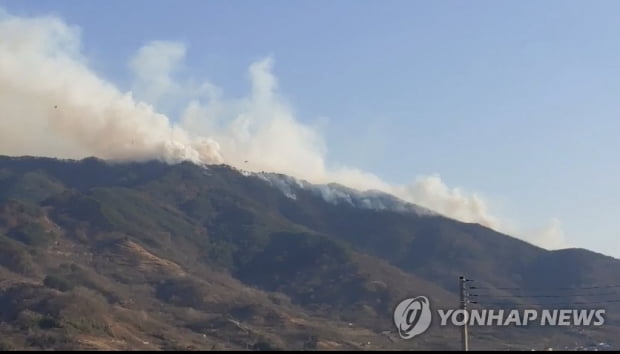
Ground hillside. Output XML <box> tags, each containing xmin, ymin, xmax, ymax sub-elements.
<box><xmin>0</xmin><ymin>155</ymin><xmax>618</xmax><ymax>350</ymax></box>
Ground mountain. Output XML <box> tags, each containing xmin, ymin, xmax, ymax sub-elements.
<box><xmin>0</xmin><ymin>155</ymin><xmax>618</xmax><ymax>350</ymax></box>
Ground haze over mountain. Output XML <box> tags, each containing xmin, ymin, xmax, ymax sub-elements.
<box><xmin>0</xmin><ymin>7</ymin><xmax>566</xmax><ymax>250</ymax></box>
<box><xmin>0</xmin><ymin>155</ymin><xmax>618</xmax><ymax>350</ymax></box>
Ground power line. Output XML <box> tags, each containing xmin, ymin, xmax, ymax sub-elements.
<box><xmin>468</xmin><ymin>283</ymin><xmax>620</xmax><ymax>291</ymax></box>
<box><xmin>469</xmin><ymin>292</ymin><xmax>619</xmax><ymax>299</ymax></box>
<box><xmin>470</xmin><ymin>298</ymin><xmax>620</xmax><ymax>307</ymax></box>
<box><xmin>465</xmin><ymin>278</ymin><xmax>620</xmax><ymax>306</ymax></box>
<box><xmin>461</xmin><ymin>277</ymin><xmax>620</xmax><ymax>351</ymax></box>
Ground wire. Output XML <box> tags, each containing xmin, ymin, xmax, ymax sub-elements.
<box><xmin>470</xmin><ymin>299</ymin><xmax>620</xmax><ymax>307</ymax></box>
<box><xmin>469</xmin><ymin>292</ymin><xmax>618</xmax><ymax>298</ymax></box>
<box><xmin>468</xmin><ymin>283</ymin><xmax>620</xmax><ymax>291</ymax></box>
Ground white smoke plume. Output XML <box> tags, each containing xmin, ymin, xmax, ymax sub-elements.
<box><xmin>0</xmin><ymin>10</ymin><xmax>222</xmax><ymax>165</ymax></box>
<box><xmin>129</xmin><ymin>40</ymin><xmax>187</xmax><ymax>109</ymax></box>
<box><xmin>524</xmin><ymin>218</ymin><xmax>567</xmax><ymax>250</ymax></box>
<box><xmin>0</xmin><ymin>9</ymin><xmax>566</xmax><ymax>249</ymax></box>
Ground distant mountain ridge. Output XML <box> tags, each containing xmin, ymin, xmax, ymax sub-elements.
<box><xmin>254</xmin><ymin>171</ymin><xmax>436</xmax><ymax>215</ymax></box>
<box><xmin>0</xmin><ymin>155</ymin><xmax>618</xmax><ymax>350</ymax></box>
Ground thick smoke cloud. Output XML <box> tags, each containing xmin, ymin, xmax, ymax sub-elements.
<box><xmin>0</xmin><ymin>11</ymin><xmax>222</xmax><ymax>164</ymax></box>
<box><xmin>0</xmin><ymin>9</ymin><xmax>567</xmax><ymax>250</ymax></box>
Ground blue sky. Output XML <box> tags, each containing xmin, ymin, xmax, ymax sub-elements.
<box><xmin>2</xmin><ymin>0</ymin><xmax>620</xmax><ymax>256</ymax></box>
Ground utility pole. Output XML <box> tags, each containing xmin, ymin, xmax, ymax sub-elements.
<box><xmin>459</xmin><ymin>276</ymin><xmax>469</xmax><ymax>351</ymax></box>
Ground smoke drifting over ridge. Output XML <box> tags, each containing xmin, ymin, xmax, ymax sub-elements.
<box><xmin>0</xmin><ymin>9</ymin><xmax>565</xmax><ymax>249</ymax></box>
<box><xmin>0</xmin><ymin>11</ymin><xmax>223</xmax><ymax>165</ymax></box>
